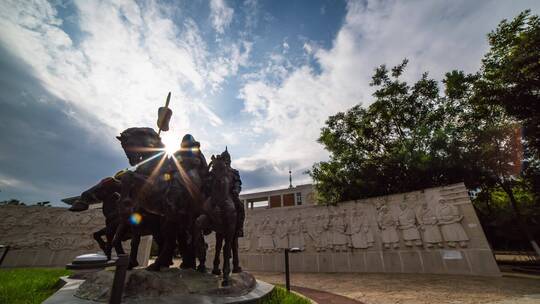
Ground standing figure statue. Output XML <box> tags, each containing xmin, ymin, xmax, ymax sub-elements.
<box><xmin>349</xmin><ymin>207</ymin><xmax>374</xmax><ymax>249</ymax></box>
<box><xmin>330</xmin><ymin>209</ymin><xmax>349</xmax><ymax>252</ymax></box>
<box><xmin>436</xmin><ymin>198</ymin><xmax>469</xmax><ymax>248</ymax></box>
<box><xmin>397</xmin><ymin>202</ymin><xmax>422</xmax><ymax>247</ymax></box>
<box><xmin>239</xmin><ymin>220</ymin><xmax>252</xmax><ymax>252</ymax></box>
<box><xmin>377</xmin><ymin>204</ymin><xmax>400</xmax><ymax>249</ymax></box>
<box><xmin>169</xmin><ymin>134</ymin><xmax>208</xmax><ymax>271</ymax></box>
<box><xmin>220</xmin><ymin>148</ymin><xmax>245</xmax><ymax>238</ymax></box>
<box><xmin>418</xmin><ymin>202</ymin><xmax>443</xmax><ymax>248</ymax></box>
<box><xmin>288</xmin><ymin>214</ymin><xmax>305</xmax><ymax>251</ymax></box>
<box><xmin>257</xmin><ymin>216</ymin><xmax>275</xmax><ymax>252</ymax></box>
<box><xmin>274</xmin><ymin>219</ymin><xmax>289</xmax><ymax>250</ymax></box>
<box><xmin>307</xmin><ymin>212</ymin><xmax>329</xmax><ymax>252</ymax></box>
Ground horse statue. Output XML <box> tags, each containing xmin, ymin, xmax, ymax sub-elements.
<box><xmin>69</xmin><ymin>173</ymin><xmax>164</xmax><ymax>268</ymax></box>
<box><xmin>194</xmin><ymin>152</ymin><xmax>239</xmax><ymax>286</ymax></box>
<box><xmin>114</xmin><ymin>128</ymin><xmax>206</xmax><ymax>271</ymax></box>
<box><xmin>113</xmin><ymin>127</ymin><xmax>173</xmax><ymax>269</ymax></box>
<box><xmin>70</xmin><ymin>176</ymin><xmax>125</xmax><ymax>260</ymax></box>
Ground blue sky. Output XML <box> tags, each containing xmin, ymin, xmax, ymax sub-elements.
<box><xmin>0</xmin><ymin>0</ymin><xmax>539</xmax><ymax>206</ymax></box>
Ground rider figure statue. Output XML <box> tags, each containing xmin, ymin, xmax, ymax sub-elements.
<box><xmin>175</xmin><ymin>134</ymin><xmax>208</xmax><ymax>188</ymax></box>
<box><xmin>169</xmin><ymin>134</ymin><xmax>208</xmax><ymax>269</ymax></box>
<box><xmin>220</xmin><ymin>147</ymin><xmax>245</xmax><ymax>238</ymax></box>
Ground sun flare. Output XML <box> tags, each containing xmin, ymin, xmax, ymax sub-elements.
<box><xmin>161</xmin><ymin>134</ymin><xmax>179</xmax><ymax>157</ymax></box>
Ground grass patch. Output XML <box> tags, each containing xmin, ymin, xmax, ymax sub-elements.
<box><xmin>258</xmin><ymin>286</ymin><xmax>312</xmax><ymax>304</ymax></box>
<box><xmin>0</xmin><ymin>268</ymin><xmax>72</xmax><ymax>304</ymax></box>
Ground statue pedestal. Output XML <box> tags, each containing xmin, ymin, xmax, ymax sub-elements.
<box><xmin>44</xmin><ymin>268</ymin><xmax>274</xmax><ymax>304</ymax></box>
<box><xmin>65</xmin><ymin>253</ymin><xmax>115</xmax><ymax>279</ymax></box>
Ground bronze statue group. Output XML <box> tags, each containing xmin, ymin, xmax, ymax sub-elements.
<box><xmin>70</xmin><ymin>128</ymin><xmax>245</xmax><ymax>286</ymax></box>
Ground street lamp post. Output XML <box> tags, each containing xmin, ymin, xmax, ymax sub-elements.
<box><xmin>284</xmin><ymin>247</ymin><xmax>300</xmax><ymax>292</ymax></box>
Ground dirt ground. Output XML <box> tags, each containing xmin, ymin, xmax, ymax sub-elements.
<box><xmin>251</xmin><ymin>272</ymin><xmax>540</xmax><ymax>304</ymax></box>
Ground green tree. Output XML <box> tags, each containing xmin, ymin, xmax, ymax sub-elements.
<box><xmin>476</xmin><ymin>10</ymin><xmax>540</xmax><ymax>157</ymax></box>
<box><xmin>310</xmin><ymin>61</ymin><xmax>486</xmax><ymax>203</ymax></box>
<box><xmin>474</xmin><ymin>10</ymin><xmax>540</xmax><ymax>254</ymax></box>
<box><xmin>0</xmin><ymin>199</ymin><xmax>26</xmax><ymax>206</ymax></box>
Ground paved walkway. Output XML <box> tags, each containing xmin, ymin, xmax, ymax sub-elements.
<box><xmin>292</xmin><ymin>286</ymin><xmax>364</xmax><ymax>304</ymax></box>
<box><xmin>252</xmin><ymin>272</ymin><xmax>540</xmax><ymax>304</ymax></box>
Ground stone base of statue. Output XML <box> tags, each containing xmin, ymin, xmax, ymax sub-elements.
<box><xmin>43</xmin><ymin>268</ymin><xmax>274</xmax><ymax>304</ymax></box>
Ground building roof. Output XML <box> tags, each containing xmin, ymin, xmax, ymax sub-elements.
<box><xmin>240</xmin><ymin>183</ymin><xmax>313</xmax><ymax>199</ymax></box>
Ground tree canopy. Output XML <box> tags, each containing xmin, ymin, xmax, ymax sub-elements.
<box><xmin>310</xmin><ymin>11</ymin><xmax>539</xmax><ymax>206</ymax></box>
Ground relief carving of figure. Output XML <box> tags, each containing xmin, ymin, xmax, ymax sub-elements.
<box><xmin>418</xmin><ymin>202</ymin><xmax>443</xmax><ymax>248</ymax></box>
<box><xmin>274</xmin><ymin>219</ymin><xmax>289</xmax><ymax>250</ymax></box>
<box><xmin>288</xmin><ymin>214</ymin><xmax>305</xmax><ymax>251</ymax></box>
<box><xmin>330</xmin><ymin>209</ymin><xmax>349</xmax><ymax>252</ymax></box>
<box><xmin>377</xmin><ymin>204</ymin><xmax>399</xmax><ymax>249</ymax></box>
<box><xmin>308</xmin><ymin>212</ymin><xmax>330</xmax><ymax>252</ymax></box>
<box><xmin>436</xmin><ymin>198</ymin><xmax>469</xmax><ymax>248</ymax></box>
<box><xmin>257</xmin><ymin>216</ymin><xmax>275</xmax><ymax>253</ymax></box>
<box><xmin>305</xmin><ymin>212</ymin><xmax>329</xmax><ymax>252</ymax></box>
<box><xmin>239</xmin><ymin>220</ymin><xmax>252</xmax><ymax>252</ymax></box>
<box><xmin>349</xmin><ymin>207</ymin><xmax>374</xmax><ymax>249</ymax></box>
<box><xmin>397</xmin><ymin>202</ymin><xmax>422</xmax><ymax>247</ymax></box>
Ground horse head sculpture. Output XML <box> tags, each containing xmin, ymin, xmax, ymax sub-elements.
<box><xmin>116</xmin><ymin>127</ymin><xmax>164</xmax><ymax>166</ymax></box>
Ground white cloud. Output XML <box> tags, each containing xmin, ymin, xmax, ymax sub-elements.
<box><xmin>208</xmin><ymin>41</ymin><xmax>252</xmax><ymax>91</ymax></box>
<box><xmin>0</xmin><ymin>173</ymin><xmax>40</xmax><ymax>193</ymax></box>
<box><xmin>2</xmin><ymin>0</ymin><xmax>539</xmax><ymax>193</ymax></box>
<box><xmin>237</xmin><ymin>0</ymin><xmax>540</xmax><ymax>180</ymax></box>
<box><xmin>0</xmin><ymin>0</ymin><xmax>247</xmax><ymax>150</ymax></box>
<box><xmin>210</xmin><ymin>0</ymin><xmax>234</xmax><ymax>34</ymax></box>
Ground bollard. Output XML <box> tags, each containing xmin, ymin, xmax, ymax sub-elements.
<box><xmin>109</xmin><ymin>254</ymin><xmax>129</xmax><ymax>304</ymax></box>
<box><xmin>284</xmin><ymin>249</ymin><xmax>290</xmax><ymax>292</ymax></box>
<box><xmin>283</xmin><ymin>247</ymin><xmax>300</xmax><ymax>292</ymax></box>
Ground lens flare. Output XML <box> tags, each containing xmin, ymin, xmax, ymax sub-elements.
<box><xmin>130</xmin><ymin>212</ymin><xmax>142</xmax><ymax>225</ymax></box>
<box><xmin>161</xmin><ymin>134</ymin><xmax>180</xmax><ymax>157</ymax></box>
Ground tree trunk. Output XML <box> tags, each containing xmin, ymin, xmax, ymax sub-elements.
<box><xmin>500</xmin><ymin>182</ymin><xmax>540</xmax><ymax>256</ymax></box>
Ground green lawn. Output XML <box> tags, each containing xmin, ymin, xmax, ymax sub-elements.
<box><xmin>0</xmin><ymin>268</ymin><xmax>72</xmax><ymax>304</ymax></box>
<box><xmin>258</xmin><ymin>286</ymin><xmax>312</xmax><ymax>304</ymax></box>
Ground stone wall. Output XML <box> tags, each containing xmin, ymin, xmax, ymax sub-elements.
<box><xmin>0</xmin><ymin>205</ymin><xmax>152</xmax><ymax>268</ymax></box>
<box><xmin>222</xmin><ymin>183</ymin><xmax>499</xmax><ymax>276</ymax></box>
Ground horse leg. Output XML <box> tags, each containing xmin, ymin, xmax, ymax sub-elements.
<box><xmin>93</xmin><ymin>227</ymin><xmax>108</xmax><ymax>256</ymax></box>
<box><xmin>113</xmin><ymin>232</ymin><xmax>126</xmax><ymax>256</ymax></box>
<box><xmin>104</xmin><ymin>228</ymin><xmax>114</xmax><ymax>260</ymax></box>
<box><xmin>106</xmin><ymin>220</ymin><xmax>125</xmax><ymax>258</ymax></box>
<box><xmin>128</xmin><ymin>226</ymin><xmax>141</xmax><ymax>270</ymax></box>
<box><xmin>222</xmin><ymin>212</ymin><xmax>237</xmax><ymax>286</ymax></box>
<box><xmin>222</xmin><ymin>233</ymin><xmax>233</xmax><ymax>287</ymax></box>
<box><xmin>151</xmin><ymin>226</ymin><xmax>165</xmax><ymax>265</ymax></box>
<box><xmin>193</xmin><ymin>215</ymin><xmax>209</xmax><ymax>272</ymax></box>
<box><xmin>212</xmin><ymin>233</ymin><xmax>223</xmax><ymax>275</ymax></box>
<box><xmin>111</xmin><ymin>223</ymin><xmax>127</xmax><ymax>257</ymax></box>
<box><xmin>147</xmin><ymin>217</ymin><xmax>175</xmax><ymax>271</ymax></box>
<box><xmin>178</xmin><ymin>227</ymin><xmax>194</xmax><ymax>269</ymax></box>
<box><xmin>232</xmin><ymin>236</ymin><xmax>242</xmax><ymax>273</ymax></box>
<box><xmin>196</xmin><ymin>233</ymin><xmax>207</xmax><ymax>272</ymax></box>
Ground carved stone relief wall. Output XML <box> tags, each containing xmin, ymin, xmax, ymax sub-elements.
<box><xmin>231</xmin><ymin>183</ymin><xmax>500</xmax><ymax>276</ymax></box>
<box><xmin>0</xmin><ymin>205</ymin><xmax>151</xmax><ymax>268</ymax></box>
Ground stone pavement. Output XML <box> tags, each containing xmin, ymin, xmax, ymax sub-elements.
<box><xmin>252</xmin><ymin>272</ymin><xmax>540</xmax><ymax>304</ymax></box>
<box><xmin>292</xmin><ymin>286</ymin><xmax>364</xmax><ymax>304</ymax></box>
